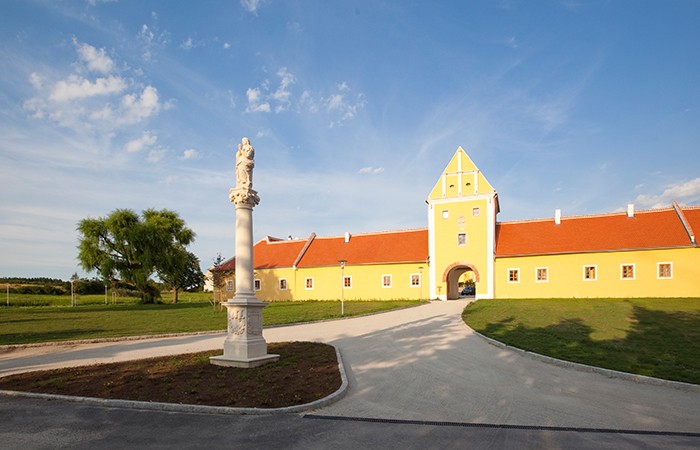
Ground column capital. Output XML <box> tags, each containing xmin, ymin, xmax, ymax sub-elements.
<box><xmin>229</xmin><ymin>187</ymin><xmax>260</xmax><ymax>206</ymax></box>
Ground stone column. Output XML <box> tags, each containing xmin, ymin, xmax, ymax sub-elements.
<box><xmin>210</xmin><ymin>138</ymin><xmax>279</xmax><ymax>368</ymax></box>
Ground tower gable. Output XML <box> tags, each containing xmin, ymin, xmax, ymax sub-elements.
<box><xmin>427</xmin><ymin>147</ymin><xmax>496</xmax><ymax>201</ymax></box>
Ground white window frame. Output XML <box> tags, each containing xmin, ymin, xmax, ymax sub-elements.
<box><xmin>254</xmin><ymin>279</ymin><xmax>261</xmax><ymax>291</ymax></box>
<box><xmin>442</xmin><ymin>210</ymin><xmax>449</xmax><ymax>219</ymax></box>
<box><xmin>343</xmin><ymin>276</ymin><xmax>352</xmax><ymax>289</ymax></box>
<box><xmin>457</xmin><ymin>233</ymin><xmax>467</xmax><ymax>246</ymax></box>
<box><xmin>305</xmin><ymin>277</ymin><xmax>314</xmax><ymax>290</ymax></box>
<box><xmin>279</xmin><ymin>278</ymin><xmax>288</xmax><ymax>290</ymax></box>
<box><xmin>410</xmin><ymin>273</ymin><xmax>421</xmax><ymax>287</ymax></box>
<box><xmin>382</xmin><ymin>274</ymin><xmax>392</xmax><ymax>288</ymax></box>
<box><xmin>226</xmin><ymin>280</ymin><xmax>234</xmax><ymax>292</ymax></box>
<box><xmin>657</xmin><ymin>262</ymin><xmax>673</xmax><ymax>279</ymax></box>
<box><xmin>535</xmin><ymin>267</ymin><xmax>548</xmax><ymax>283</ymax></box>
<box><xmin>507</xmin><ymin>268</ymin><xmax>520</xmax><ymax>284</ymax></box>
<box><xmin>583</xmin><ymin>265</ymin><xmax>597</xmax><ymax>281</ymax></box>
<box><xmin>472</xmin><ymin>207</ymin><xmax>480</xmax><ymax>217</ymax></box>
<box><xmin>620</xmin><ymin>264</ymin><xmax>636</xmax><ymax>280</ymax></box>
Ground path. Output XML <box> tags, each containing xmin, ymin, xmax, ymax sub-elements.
<box><xmin>1</xmin><ymin>300</ymin><xmax>699</xmax><ymax>434</ymax></box>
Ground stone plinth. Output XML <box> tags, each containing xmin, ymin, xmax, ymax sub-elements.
<box><xmin>210</xmin><ymin>295</ymin><xmax>279</xmax><ymax>368</ymax></box>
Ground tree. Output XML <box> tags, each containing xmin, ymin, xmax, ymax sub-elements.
<box><xmin>158</xmin><ymin>250</ymin><xmax>204</xmax><ymax>303</ymax></box>
<box><xmin>209</xmin><ymin>253</ymin><xmax>229</xmax><ymax>306</ymax></box>
<box><xmin>77</xmin><ymin>208</ymin><xmax>197</xmax><ymax>304</ymax></box>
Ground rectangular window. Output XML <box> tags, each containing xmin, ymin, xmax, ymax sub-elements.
<box><xmin>658</xmin><ymin>262</ymin><xmax>672</xmax><ymax>279</ymax></box>
<box><xmin>226</xmin><ymin>280</ymin><xmax>234</xmax><ymax>292</ymax></box>
<box><xmin>279</xmin><ymin>279</ymin><xmax>287</xmax><ymax>290</ymax></box>
<box><xmin>621</xmin><ymin>264</ymin><xmax>635</xmax><ymax>280</ymax></box>
<box><xmin>457</xmin><ymin>233</ymin><xmax>467</xmax><ymax>246</ymax></box>
<box><xmin>442</xmin><ymin>210</ymin><xmax>449</xmax><ymax>219</ymax></box>
<box><xmin>254</xmin><ymin>279</ymin><xmax>261</xmax><ymax>291</ymax></box>
<box><xmin>508</xmin><ymin>269</ymin><xmax>519</xmax><ymax>283</ymax></box>
<box><xmin>343</xmin><ymin>276</ymin><xmax>352</xmax><ymax>288</ymax></box>
<box><xmin>536</xmin><ymin>267</ymin><xmax>548</xmax><ymax>282</ymax></box>
<box><xmin>584</xmin><ymin>265</ymin><xmax>597</xmax><ymax>281</ymax></box>
<box><xmin>472</xmin><ymin>207</ymin><xmax>480</xmax><ymax>217</ymax></box>
<box><xmin>305</xmin><ymin>277</ymin><xmax>314</xmax><ymax>290</ymax></box>
<box><xmin>382</xmin><ymin>275</ymin><xmax>392</xmax><ymax>288</ymax></box>
<box><xmin>411</xmin><ymin>274</ymin><xmax>421</xmax><ymax>287</ymax></box>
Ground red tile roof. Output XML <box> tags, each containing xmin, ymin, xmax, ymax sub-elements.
<box><xmin>296</xmin><ymin>229</ymin><xmax>429</xmax><ymax>267</ymax></box>
<box><xmin>216</xmin><ymin>236</ymin><xmax>311</xmax><ymax>271</ymax></box>
<box><xmin>495</xmin><ymin>207</ymin><xmax>696</xmax><ymax>257</ymax></box>
<box><xmin>679</xmin><ymin>205</ymin><xmax>700</xmax><ymax>243</ymax></box>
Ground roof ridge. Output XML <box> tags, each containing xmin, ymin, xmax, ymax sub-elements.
<box><xmin>314</xmin><ymin>227</ymin><xmax>428</xmax><ymax>239</ymax></box>
<box><xmin>498</xmin><ymin>205</ymin><xmax>679</xmax><ymax>225</ymax></box>
<box><xmin>673</xmin><ymin>201</ymin><xmax>697</xmax><ymax>245</ymax></box>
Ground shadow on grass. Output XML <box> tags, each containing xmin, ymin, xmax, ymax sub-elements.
<box><xmin>476</xmin><ymin>306</ymin><xmax>700</xmax><ymax>385</ymax></box>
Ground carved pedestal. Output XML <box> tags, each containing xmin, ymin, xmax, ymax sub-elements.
<box><xmin>210</xmin><ymin>295</ymin><xmax>279</xmax><ymax>368</ymax></box>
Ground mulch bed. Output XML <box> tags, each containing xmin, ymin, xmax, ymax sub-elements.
<box><xmin>0</xmin><ymin>341</ymin><xmax>341</xmax><ymax>408</ymax></box>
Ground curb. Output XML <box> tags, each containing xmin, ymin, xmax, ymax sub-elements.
<box><xmin>0</xmin><ymin>345</ymin><xmax>349</xmax><ymax>415</ymax></box>
<box><xmin>469</xmin><ymin>327</ymin><xmax>699</xmax><ymax>393</ymax></box>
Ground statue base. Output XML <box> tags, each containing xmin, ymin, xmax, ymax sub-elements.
<box><xmin>209</xmin><ymin>295</ymin><xmax>279</xmax><ymax>368</ymax></box>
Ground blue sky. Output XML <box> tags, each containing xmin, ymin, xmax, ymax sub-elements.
<box><xmin>1</xmin><ymin>0</ymin><xmax>699</xmax><ymax>279</ymax></box>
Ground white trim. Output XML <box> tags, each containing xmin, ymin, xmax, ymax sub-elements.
<box><xmin>343</xmin><ymin>276</ymin><xmax>352</xmax><ymax>289</ymax></box>
<box><xmin>279</xmin><ymin>278</ymin><xmax>288</xmax><ymax>290</ymax></box>
<box><xmin>583</xmin><ymin>265</ymin><xmax>598</xmax><ymax>281</ymax></box>
<box><xmin>305</xmin><ymin>277</ymin><xmax>314</xmax><ymax>290</ymax></box>
<box><xmin>428</xmin><ymin>203</ymin><xmax>437</xmax><ymax>299</ymax></box>
<box><xmin>485</xmin><ymin>194</ymin><xmax>496</xmax><ymax>299</ymax></box>
<box><xmin>507</xmin><ymin>268</ymin><xmax>520</xmax><ymax>284</ymax></box>
<box><xmin>382</xmin><ymin>274</ymin><xmax>392</xmax><ymax>288</ymax></box>
<box><xmin>657</xmin><ymin>262</ymin><xmax>673</xmax><ymax>280</ymax></box>
<box><xmin>620</xmin><ymin>263</ymin><xmax>636</xmax><ymax>280</ymax></box>
<box><xmin>442</xmin><ymin>209</ymin><xmax>449</xmax><ymax>219</ymax></box>
<box><xmin>410</xmin><ymin>273</ymin><xmax>422</xmax><ymax>287</ymax></box>
<box><xmin>226</xmin><ymin>280</ymin><xmax>234</xmax><ymax>292</ymax></box>
<box><xmin>535</xmin><ymin>267</ymin><xmax>549</xmax><ymax>283</ymax></box>
<box><xmin>254</xmin><ymin>278</ymin><xmax>262</xmax><ymax>291</ymax></box>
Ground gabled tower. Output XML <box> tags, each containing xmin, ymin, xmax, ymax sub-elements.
<box><xmin>427</xmin><ymin>147</ymin><xmax>499</xmax><ymax>300</ymax></box>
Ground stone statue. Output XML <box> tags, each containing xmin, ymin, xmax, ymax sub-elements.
<box><xmin>236</xmin><ymin>137</ymin><xmax>255</xmax><ymax>188</ymax></box>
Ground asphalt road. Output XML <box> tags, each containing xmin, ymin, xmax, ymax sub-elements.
<box><xmin>1</xmin><ymin>299</ymin><xmax>699</xmax><ymax>449</ymax></box>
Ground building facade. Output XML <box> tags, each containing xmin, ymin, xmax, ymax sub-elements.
<box><xmin>214</xmin><ymin>147</ymin><xmax>700</xmax><ymax>301</ymax></box>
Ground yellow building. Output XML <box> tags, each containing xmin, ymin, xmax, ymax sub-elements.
<box><xmin>215</xmin><ymin>147</ymin><xmax>700</xmax><ymax>301</ymax></box>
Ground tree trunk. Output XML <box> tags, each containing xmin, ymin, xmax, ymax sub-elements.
<box><xmin>173</xmin><ymin>288</ymin><xmax>179</xmax><ymax>303</ymax></box>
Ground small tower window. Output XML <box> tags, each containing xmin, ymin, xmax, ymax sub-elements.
<box><xmin>457</xmin><ymin>233</ymin><xmax>467</xmax><ymax>246</ymax></box>
<box><xmin>472</xmin><ymin>207</ymin><xmax>480</xmax><ymax>217</ymax></box>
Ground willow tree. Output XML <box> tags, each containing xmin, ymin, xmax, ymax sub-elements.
<box><xmin>77</xmin><ymin>208</ymin><xmax>199</xmax><ymax>303</ymax></box>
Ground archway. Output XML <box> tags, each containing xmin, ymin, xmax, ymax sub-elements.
<box><xmin>442</xmin><ymin>262</ymin><xmax>480</xmax><ymax>300</ymax></box>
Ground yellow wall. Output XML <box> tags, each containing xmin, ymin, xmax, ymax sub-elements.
<box><xmin>224</xmin><ymin>263</ymin><xmax>428</xmax><ymax>301</ymax></box>
<box><xmin>494</xmin><ymin>247</ymin><xmax>700</xmax><ymax>298</ymax></box>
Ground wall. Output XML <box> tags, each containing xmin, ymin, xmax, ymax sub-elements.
<box><xmin>494</xmin><ymin>247</ymin><xmax>699</xmax><ymax>298</ymax></box>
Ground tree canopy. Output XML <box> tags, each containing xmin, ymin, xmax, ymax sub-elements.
<box><xmin>77</xmin><ymin>208</ymin><xmax>202</xmax><ymax>303</ymax></box>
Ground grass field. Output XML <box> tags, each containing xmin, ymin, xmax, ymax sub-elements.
<box><xmin>0</xmin><ymin>298</ymin><xmax>420</xmax><ymax>345</ymax></box>
<box><xmin>462</xmin><ymin>298</ymin><xmax>700</xmax><ymax>384</ymax></box>
<box><xmin>1</xmin><ymin>291</ymin><xmax>212</xmax><ymax>307</ymax></box>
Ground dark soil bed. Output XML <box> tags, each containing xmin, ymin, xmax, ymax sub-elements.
<box><xmin>0</xmin><ymin>341</ymin><xmax>341</xmax><ymax>408</ymax></box>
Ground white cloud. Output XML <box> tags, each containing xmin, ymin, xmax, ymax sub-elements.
<box><xmin>324</xmin><ymin>82</ymin><xmax>366</xmax><ymax>127</ymax></box>
<box><xmin>49</xmin><ymin>75</ymin><xmax>126</xmax><ymax>102</ymax></box>
<box><xmin>271</xmin><ymin>67</ymin><xmax>295</xmax><ymax>112</ymax></box>
<box><xmin>125</xmin><ymin>131</ymin><xmax>157</xmax><ymax>153</ymax></box>
<box><xmin>29</xmin><ymin>72</ymin><xmax>43</xmax><ymax>89</ymax></box>
<box><xmin>634</xmin><ymin>178</ymin><xmax>700</xmax><ymax>209</ymax></box>
<box><xmin>358</xmin><ymin>167</ymin><xmax>385</xmax><ymax>175</ymax></box>
<box><xmin>120</xmin><ymin>85</ymin><xmax>161</xmax><ymax>123</ymax></box>
<box><xmin>245</xmin><ymin>87</ymin><xmax>271</xmax><ymax>113</ymax></box>
<box><xmin>181</xmin><ymin>37</ymin><xmax>194</xmax><ymax>50</ymax></box>
<box><xmin>147</xmin><ymin>148</ymin><xmax>166</xmax><ymax>163</ymax></box>
<box><xmin>223</xmin><ymin>42</ymin><xmax>231</xmax><ymax>49</ymax></box>
<box><xmin>241</xmin><ymin>0</ymin><xmax>262</xmax><ymax>13</ymax></box>
<box><xmin>75</xmin><ymin>40</ymin><xmax>114</xmax><ymax>73</ymax></box>
<box><xmin>181</xmin><ymin>148</ymin><xmax>199</xmax><ymax>160</ymax></box>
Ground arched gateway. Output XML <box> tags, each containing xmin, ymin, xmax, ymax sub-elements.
<box><xmin>443</xmin><ymin>262</ymin><xmax>480</xmax><ymax>299</ymax></box>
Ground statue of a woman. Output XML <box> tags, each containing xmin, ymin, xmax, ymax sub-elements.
<box><xmin>236</xmin><ymin>137</ymin><xmax>255</xmax><ymax>188</ymax></box>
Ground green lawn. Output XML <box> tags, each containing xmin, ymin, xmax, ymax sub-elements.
<box><xmin>2</xmin><ymin>291</ymin><xmax>212</xmax><ymax>307</ymax></box>
<box><xmin>0</xmin><ymin>299</ymin><xmax>420</xmax><ymax>345</ymax></box>
<box><xmin>462</xmin><ymin>298</ymin><xmax>700</xmax><ymax>384</ymax></box>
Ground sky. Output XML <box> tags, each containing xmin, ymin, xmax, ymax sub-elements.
<box><xmin>1</xmin><ymin>0</ymin><xmax>699</xmax><ymax>280</ymax></box>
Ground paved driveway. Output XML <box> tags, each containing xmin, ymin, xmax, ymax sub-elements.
<box><xmin>2</xmin><ymin>299</ymin><xmax>699</xmax><ymax>434</ymax></box>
